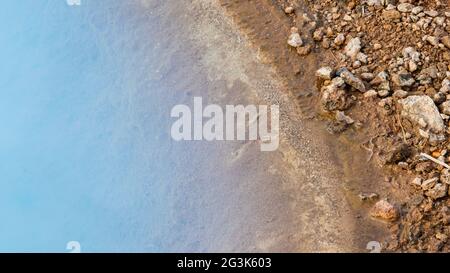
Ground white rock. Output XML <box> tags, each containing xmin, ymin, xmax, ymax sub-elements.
<box><xmin>357</xmin><ymin>52</ymin><xmax>368</xmax><ymax>63</ymax></box>
<box><xmin>367</xmin><ymin>0</ymin><xmax>381</xmax><ymax>6</ymax></box>
<box><xmin>412</xmin><ymin>6</ymin><xmax>424</xmax><ymax>15</ymax></box>
<box><xmin>402</xmin><ymin>47</ymin><xmax>421</xmax><ymax>62</ymax></box>
<box><xmin>284</xmin><ymin>6</ymin><xmax>294</xmax><ymax>14</ymax></box>
<box><xmin>425</xmin><ymin>10</ymin><xmax>439</xmax><ymax>17</ymax></box>
<box><xmin>287</xmin><ymin>33</ymin><xmax>303</xmax><ymax>47</ymax></box>
<box><xmin>334</xmin><ymin>33</ymin><xmax>345</xmax><ymax>46</ymax></box>
<box><xmin>398</xmin><ymin>95</ymin><xmax>445</xmax><ymax>133</ymax></box>
<box><xmin>344</xmin><ymin>37</ymin><xmax>361</xmax><ymax>59</ymax></box>
<box><xmin>397</xmin><ymin>3</ymin><xmax>414</xmax><ymax>13</ymax></box>
<box><xmin>316</xmin><ymin>67</ymin><xmax>334</xmax><ymax>80</ymax></box>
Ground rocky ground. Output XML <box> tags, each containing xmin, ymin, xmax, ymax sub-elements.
<box><xmin>280</xmin><ymin>0</ymin><xmax>450</xmax><ymax>252</ymax></box>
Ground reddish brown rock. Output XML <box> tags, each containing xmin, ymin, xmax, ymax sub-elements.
<box><xmin>371</xmin><ymin>200</ymin><xmax>399</xmax><ymax>221</ymax></box>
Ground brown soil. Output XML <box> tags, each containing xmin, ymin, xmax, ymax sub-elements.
<box><xmin>218</xmin><ymin>0</ymin><xmax>450</xmax><ymax>252</ymax></box>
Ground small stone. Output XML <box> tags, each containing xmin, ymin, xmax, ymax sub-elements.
<box><xmin>378</xmin><ymin>89</ymin><xmax>390</xmax><ymax>97</ymax></box>
<box><xmin>422</xmin><ymin>177</ymin><xmax>438</xmax><ymax>190</ymax></box>
<box><xmin>361</xmin><ymin>73</ymin><xmax>375</xmax><ymax>81</ymax></box>
<box><xmin>316</xmin><ymin>67</ymin><xmax>334</xmax><ymax>80</ymax></box>
<box><xmin>402</xmin><ymin>47</ymin><xmax>421</xmax><ymax>62</ymax></box>
<box><xmin>296</xmin><ymin>44</ymin><xmax>312</xmax><ymax>56</ymax></box>
<box><xmin>371</xmin><ymin>200</ymin><xmax>398</xmax><ymax>221</ymax></box>
<box><xmin>364</xmin><ymin>90</ymin><xmax>378</xmax><ymax>98</ymax></box>
<box><xmin>425</xmin><ymin>35</ymin><xmax>440</xmax><ymax>47</ymax></box>
<box><xmin>338</xmin><ymin>68</ymin><xmax>366</xmax><ymax>92</ymax></box>
<box><xmin>434</xmin><ymin>17</ymin><xmax>445</xmax><ymax>26</ymax></box>
<box><xmin>352</xmin><ymin>60</ymin><xmax>361</xmax><ymax>68</ymax></box>
<box><xmin>287</xmin><ymin>33</ymin><xmax>303</xmax><ymax>47</ymax></box>
<box><xmin>407</xmin><ymin>60</ymin><xmax>418</xmax><ymax>72</ymax></box>
<box><xmin>322</xmin><ymin>38</ymin><xmax>331</xmax><ymax>49</ymax></box>
<box><xmin>426</xmin><ymin>183</ymin><xmax>448</xmax><ymax>200</ymax></box>
<box><xmin>367</xmin><ymin>0</ymin><xmax>382</xmax><ymax>6</ymax></box>
<box><xmin>320</xmin><ymin>83</ymin><xmax>348</xmax><ymax>112</ymax></box>
<box><xmin>392</xmin><ymin>70</ymin><xmax>416</xmax><ymax>87</ymax></box>
<box><xmin>440</xmin><ymin>79</ymin><xmax>450</xmax><ymax>93</ymax></box>
<box><xmin>383</xmin><ymin>143</ymin><xmax>411</xmax><ymax>164</ymax></box>
<box><xmin>313</xmin><ymin>28</ymin><xmax>324</xmax><ymax>41</ymax></box>
<box><xmin>356</xmin><ymin>53</ymin><xmax>368</xmax><ymax>64</ymax></box>
<box><xmin>397</xmin><ymin>3</ymin><xmax>414</xmax><ymax>13</ymax></box>
<box><xmin>370</xmin><ymin>71</ymin><xmax>389</xmax><ymax>85</ymax></box>
<box><xmin>336</xmin><ymin>111</ymin><xmax>354</xmax><ymax>125</ymax></box>
<box><xmin>373</xmin><ymin>43</ymin><xmax>382</xmax><ymax>50</ymax></box>
<box><xmin>411</xmin><ymin>177</ymin><xmax>423</xmax><ymax>187</ymax></box>
<box><xmin>441</xmin><ymin>36</ymin><xmax>450</xmax><ymax>49</ymax></box>
<box><xmin>433</xmin><ymin>92</ymin><xmax>446</xmax><ymax>105</ymax></box>
<box><xmin>440</xmin><ymin>169</ymin><xmax>450</xmax><ymax>185</ymax></box>
<box><xmin>439</xmin><ymin>100</ymin><xmax>450</xmax><ymax>115</ymax></box>
<box><xmin>393</xmin><ymin>89</ymin><xmax>408</xmax><ymax>98</ymax></box>
<box><xmin>343</xmin><ymin>14</ymin><xmax>352</xmax><ymax>21</ymax></box>
<box><xmin>383</xmin><ymin>9</ymin><xmax>401</xmax><ymax>21</ymax></box>
<box><xmin>334</xmin><ymin>33</ymin><xmax>345</xmax><ymax>46</ymax></box>
<box><xmin>284</xmin><ymin>6</ymin><xmax>294</xmax><ymax>14</ymax></box>
<box><xmin>425</xmin><ymin>10</ymin><xmax>439</xmax><ymax>17</ymax></box>
<box><xmin>331</xmin><ymin>77</ymin><xmax>345</xmax><ymax>88</ymax></box>
<box><xmin>398</xmin><ymin>95</ymin><xmax>445</xmax><ymax>133</ymax></box>
<box><xmin>412</xmin><ymin>6</ymin><xmax>424</xmax><ymax>15</ymax></box>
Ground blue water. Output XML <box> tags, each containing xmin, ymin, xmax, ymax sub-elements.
<box><xmin>0</xmin><ymin>0</ymin><xmax>184</xmax><ymax>252</ymax></box>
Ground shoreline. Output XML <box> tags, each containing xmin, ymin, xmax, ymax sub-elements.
<box><xmin>217</xmin><ymin>0</ymin><xmax>450</xmax><ymax>252</ymax></box>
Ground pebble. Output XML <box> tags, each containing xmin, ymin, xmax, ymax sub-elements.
<box><xmin>338</xmin><ymin>68</ymin><xmax>366</xmax><ymax>92</ymax></box>
<box><xmin>364</xmin><ymin>90</ymin><xmax>378</xmax><ymax>98</ymax></box>
<box><xmin>392</xmin><ymin>70</ymin><xmax>415</xmax><ymax>87</ymax></box>
<box><xmin>441</xmin><ymin>36</ymin><xmax>450</xmax><ymax>49</ymax></box>
<box><xmin>287</xmin><ymin>33</ymin><xmax>303</xmax><ymax>48</ymax></box>
<box><xmin>284</xmin><ymin>6</ymin><xmax>294</xmax><ymax>14</ymax></box>
<box><xmin>344</xmin><ymin>37</ymin><xmax>361</xmax><ymax>60</ymax></box>
<box><xmin>425</xmin><ymin>10</ymin><xmax>439</xmax><ymax>17</ymax></box>
<box><xmin>393</xmin><ymin>89</ymin><xmax>408</xmax><ymax>98</ymax></box>
<box><xmin>371</xmin><ymin>200</ymin><xmax>398</xmax><ymax>221</ymax></box>
<box><xmin>397</xmin><ymin>3</ymin><xmax>414</xmax><ymax>13</ymax></box>
<box><xmin>382</xmin><ymin>9</ymin><xmax>402</xmax><ymax>21</ymax></box>
<box><xmin>412</xmin><ymin>6</ymin><xmax>424</xmax><ymax>15</ymax></box>
<box><xmin>316</xmin><ymin>67</ymin><xmax>335</xmax><ymax>80</ymax></box>
<box><xmin>411</xmin><ymin>177</ymin><xmax>423</xmax><ymax>187</ymax></box>
<box><xmin>334</xmin><ymin>33</ymin><xmax>345</xmax><ymax>46</ymax></box>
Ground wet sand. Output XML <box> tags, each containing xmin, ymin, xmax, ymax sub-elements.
<box><xmin>138</xmin><ymin>0</ymin><xmax>391</xmax><ymax>252</ymax></box>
